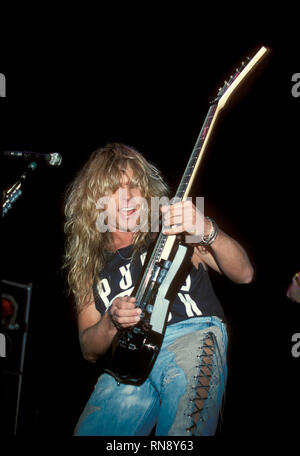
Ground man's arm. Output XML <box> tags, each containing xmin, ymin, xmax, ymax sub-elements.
<box><xmin>194</xmin><ymin>228</ymin><xmax>254</xmax><ymax>283</ymax></box>
<box><xmin>78</xmin><ymin>295</ymin><xmax>141</xmax><ymax>362</ymax></box>
<box><xmin>161</xmin><ymin>201</ymin><xmax>254</xmax><ymax>284</ymax></box>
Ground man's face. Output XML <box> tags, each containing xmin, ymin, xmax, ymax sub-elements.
<box><xmin>105</xmin><ymin>167</ymin><xmax>144</xmax><ymax>232</ymax></box>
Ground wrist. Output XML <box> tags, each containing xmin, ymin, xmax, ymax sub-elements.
<box><xmin>199</xmin><ymin>217</ymin><xmax>219</xmax><ymax>246</ymax></box>
<box><xmin>203</xmin><ymin>217</ymin><xmax>212</xmax><ymax>237</ymax></box>
<box><xmin>107</xmin><ymin>306</ymin><xmax>122</xmax><ymax>332</ymax></box>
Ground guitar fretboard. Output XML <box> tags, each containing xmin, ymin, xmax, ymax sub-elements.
<box><xmin>175</xmin><ymin>103</ymin><xmax>217</xmax><ymax>201</ymax></box>
<box><xmin>135</xmin><ymin>102</ymin><xmax>218</xmax><ymax>305</ymax></box>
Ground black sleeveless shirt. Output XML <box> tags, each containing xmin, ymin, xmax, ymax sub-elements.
<box><xmin>93</xmin><ymin>244</ymin><xmax>225</xmax><ymax>325</ymax></box>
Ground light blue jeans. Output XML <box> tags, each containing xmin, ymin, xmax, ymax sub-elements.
<box><xmin>74</xmin><ymin>316</ymin><xmax>228</xmax><ymax>436</ymax></box>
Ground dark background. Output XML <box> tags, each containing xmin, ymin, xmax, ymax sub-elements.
<box><xmin>1</xmin><ymin>31</ymin><xmax>299</xmax><ymax>442</ymax></box>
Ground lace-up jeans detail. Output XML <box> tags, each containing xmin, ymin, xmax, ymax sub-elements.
<box><xmin>166</xmin><ymin>318</ymin><xmax>227</xmax><ymax>436</ymax></box>
<box><xmin>186</xmin><ymin>332</ymin><xmax>222</xmax><ymax>434</ymax></box>
<box><xmin>74</xmin><ymin>316</ymin><xmax>227</xmax><ymax>436</ymax></box>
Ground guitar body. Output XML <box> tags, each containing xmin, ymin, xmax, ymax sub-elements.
<box><xmin>106</xmin><ymin>241</ymin><xmax>193</xmax><ymax>385</ymax></box>
<box><xmin>107</xmin><ymin>325</ymin><xmax>163</xmax><ymax>386</ymax></box>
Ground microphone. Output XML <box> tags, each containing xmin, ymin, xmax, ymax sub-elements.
<box><xmin>3</xmin><ymin>150</ymin><xmax>62</xmax><ymax>166</ymax></box>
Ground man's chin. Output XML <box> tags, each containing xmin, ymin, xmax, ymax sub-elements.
<box><xmin>116</xmin><ymin>217</ymin><xmax>143</xmax><ymax>233</ymax></box>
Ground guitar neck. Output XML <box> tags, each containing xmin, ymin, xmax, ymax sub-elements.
<box><xmin>175</xmin><ymin>102</ymin><xmax>218</xmax><ymax>201</ymax></box>
<box><xmin>135</xmin><ymin>45</ymin><xmax>269</xmax><ymax>301</ymax></box>
<box><xmin>135</xmin><ymin>102</ymin><xmax>220</xmax><ymax>302</ymax></box>
<box><xmin>157</xmin><ymin>102</ymin><xmax>220</xmax><ymax>262</ymax></box>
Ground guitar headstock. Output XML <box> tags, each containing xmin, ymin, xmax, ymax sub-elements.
<box><xmin>210</xmin><ymin>46</ymin><xmax>269</xmax><ymax>109</ymax></box>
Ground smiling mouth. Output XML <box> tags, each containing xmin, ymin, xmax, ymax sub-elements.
<box><xmin>119</xmin><ymin>207</ymin><xmax>138</xmax><ymax>217</ymax></box>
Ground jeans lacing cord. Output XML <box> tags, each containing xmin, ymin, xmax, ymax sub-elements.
<box><xmin>209</xmin><ymin>330</ymin><xmax>227</xmax><ymax>426</ymax></box>
<box><xmin>185</xmin><ymin>331</ymin><xmax>225</xmax><ymax>434</ymax></box>
<box><xmin>214</xmin><ymin>333</ymin><xmax>227</xmax><ymax>427</ymax></box>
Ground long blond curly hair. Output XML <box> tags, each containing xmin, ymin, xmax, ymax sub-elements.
<box><xmin>63</xmin><ymin>143</ymin><xmax>169</xmax><ymax>313</ymax></box>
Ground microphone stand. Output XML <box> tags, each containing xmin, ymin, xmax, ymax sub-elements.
<box><xmin>2</xmin><ymin>161</ymin><xmax>37</xmax><ymax>433</ymax></box>
<box><xmin>2</xmin><ymin>161</ymin><xmax>38</xmax><ymax>217</ymax></box>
